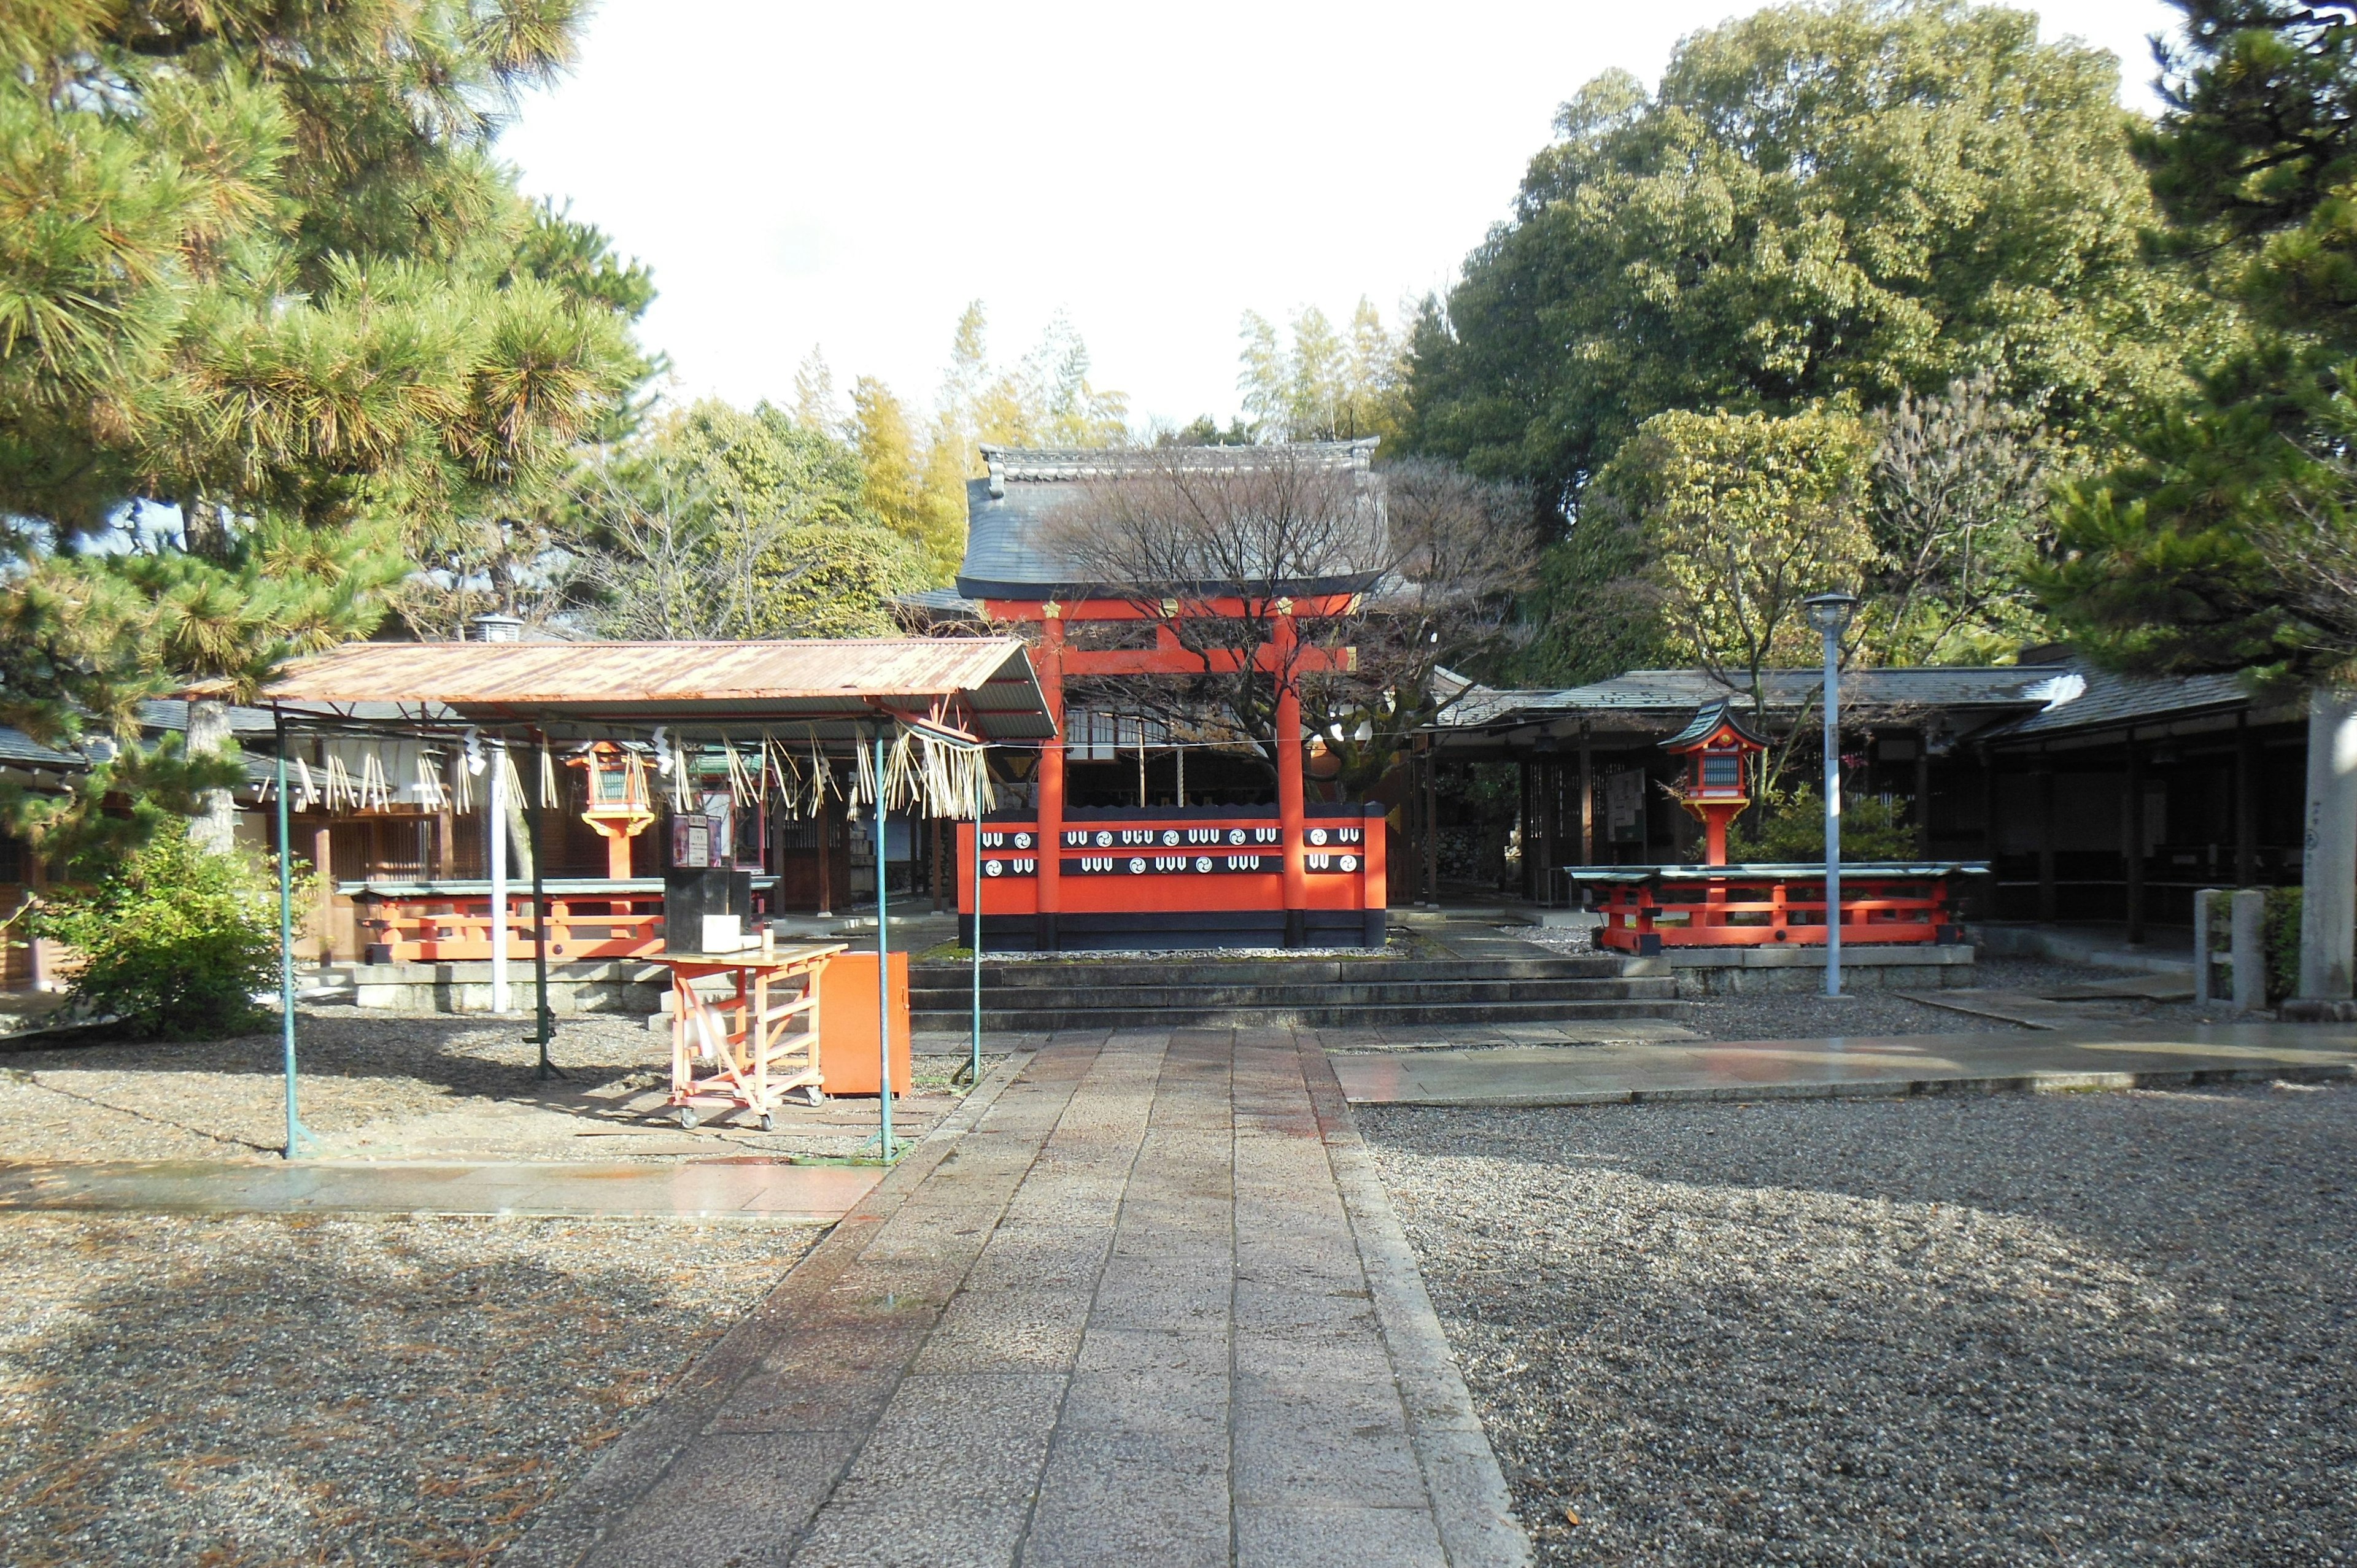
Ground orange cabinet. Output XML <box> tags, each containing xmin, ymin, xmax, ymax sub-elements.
<box><xmin>816</xmin><ymin>951</ymin><xmax>911</xmax><ymax>1095</ymax></box>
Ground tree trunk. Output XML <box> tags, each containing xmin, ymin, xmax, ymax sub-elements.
<box><xmin>504</xmin><ymin>776</ymin><xmax>536</xmax><ymax>882</ymax></box>
<box><xmin>185</xmin><ymin>698</ymin><xmax>239</xmax><ymax>855</ymax></box>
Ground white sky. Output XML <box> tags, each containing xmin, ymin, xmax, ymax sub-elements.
<box><xmin>497</xmin><ymin>1</ymin><xmax>2187</xmax><ymax>432</ymax></box>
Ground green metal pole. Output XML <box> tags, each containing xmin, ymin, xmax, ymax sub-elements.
<box><xmin>971</xmin><ymin>759</ymin><xmax>983</xmax><ymax>1086</ymax></box>
<box><xmin>274</xmin><ymin>718</ymin><xmax>308</xmax><ymax>1159</ymax></box>
<box><xmin>528</xmin><ymin>734</ymin><xmax>559</xmax><ymax>1079</ymax></box>
<box><xmin>873</xmin><ymin>727</ymin><xmax>896</xmax><ymax>1158</ymax></box>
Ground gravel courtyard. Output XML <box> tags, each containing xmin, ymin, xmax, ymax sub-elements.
<box><xmin>0</xmin><ymin>1211</ymin><xmax>815</xmax><ymax>1566</ymax></box>
<box><xmin>1363</xmin><ymin>1083</ymin><xmax>2357</xmax><ymax>1566</ymax></box>
<box><xmin>0</xmin><ymin>1010</ymin><xmax>991</xmax><ymax>1163</ymax></box>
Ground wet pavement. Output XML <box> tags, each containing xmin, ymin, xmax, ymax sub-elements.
<box><xmin>1331</xmin><ymin>1020</ymin><xmax>2357</xmax><ymax>1106</ymax></box>
<box><xmin>0</xmin><ymin>1157</ymin><xmax>883</xmax><ymax>1222</ymax></box>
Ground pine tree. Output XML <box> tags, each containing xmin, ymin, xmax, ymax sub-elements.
<box><xmin>0</xmin><ymin>1</ymin><xmax>651</xmax><ymax>857</ymax></box>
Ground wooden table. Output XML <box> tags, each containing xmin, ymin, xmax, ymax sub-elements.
<box><xmin>652</xmin><ymin>942</ymin><xmax>847</xmax><ymax>1129</ymax></box>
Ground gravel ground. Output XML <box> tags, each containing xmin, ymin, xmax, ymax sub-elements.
<box><xmin>0</xmin><ymin>1211</ymin><xmax>815</xmax><ymax>1565</ymax></box>
<box><xmin>1363</xmin><ymin>1084</ymin><xmax>2357</xmax><ymax>1566</ymax></box>
<box><xmin>0</xmin><ymin>1011</ymin><xmax>994</xmax><ymax>1162</ymax></box>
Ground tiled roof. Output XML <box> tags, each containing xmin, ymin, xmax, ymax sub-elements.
<box><xmin>891</xmin><ymin>587</ymin><xmax>985</xmax><ymax>621</ymax></box>
<box><xmin>0</xmin><ymin>727</ymin><xmax>77</xmax><ymax>770</ymax></box>
<box><xmin>977</xmin><ymin>440</ymin><xmax>1376</xmax><ymax>484</ymax></box>
<box><xmin>958</xmin><ymin>441</ymin><xmax>1388</xmax><ymax>600</ymax></box>
<box><xmin>1981</xmin><ymin>666</ymin><xmax>2256</xmax><ymax>740</ymax></box>
<box><xmin>1439</xmin><ymin>658</ymin><xmax>2274</xmax><ymax>743</ymax></box>
<box><xmin>1442</xmin><ymin>666</ymin><xmax>2061</xmax><ymax>728</ymax></box>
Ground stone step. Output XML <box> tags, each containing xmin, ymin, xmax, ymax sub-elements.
<box><xmin>907</xmin><ymin>956</ymin><xmax>1620</xmax><ymax>989</ymax></box>
<box><xmin>905</xmin><ymin>977</ymin><xmax>1674</xmax><ymax>1011</ymax></box>
<box><xmin>911</xmin><ymin>997</ymin><xmax>1687</xmax><ymax>1031</ymax></box>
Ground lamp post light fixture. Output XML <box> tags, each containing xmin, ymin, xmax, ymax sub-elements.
<box><xmin>1802</xmin><ymin>590</ymin><xmax>1860</xmax><ymax>997</ymax></box>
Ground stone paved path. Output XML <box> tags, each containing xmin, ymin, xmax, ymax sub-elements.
<box><xmin>508</xmin><ymin>1028</ymin><xmax>1529</xmax><ymax>1567</ymax></box>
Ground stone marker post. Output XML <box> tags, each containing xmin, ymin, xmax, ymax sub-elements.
<box><xmin>2193</xmin><ymin>888</ymin><xmax>2218</xmax><ymax>1005</ymax></box>
<box><xmin>2297</xmin><ymin>687</ymin><xmax>2357</xmax><ymax>1006</ymax></box>
<box><xmin>2232</xmin><ymin>888</ymin><xmax>2267</xmax><ymax>1013</ymax></box>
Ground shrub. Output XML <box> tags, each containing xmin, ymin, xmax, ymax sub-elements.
<box><xmin>32</xmin><ymin>838</ymin><xmax>290</xmax><ymax>1040</ymax></box>
<box><xmin>1727</xmin><ymin>785</ymin><xmax>1918</xmax><ymax>862</ymax></box>
<box><xmin>2266</xmin><ymin>886</ymin><xmax>2302</xmax><ymax>1006</ymax></box>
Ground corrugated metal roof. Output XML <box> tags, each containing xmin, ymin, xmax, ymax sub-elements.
<box><xmin>252</xmin><ymin>638</ymin><xmax>1055</xmax><ymax>742</ymax></box>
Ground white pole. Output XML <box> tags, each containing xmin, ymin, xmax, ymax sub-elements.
<box><xmin>1824</xmin><ymin>627</ymin><xmax>1843</xmax><ymax>998</ymax></box>
<box><xmin>490</xmin><ymin>740</ymin><xmax>510</xmax><ymax>1014</ymax></box>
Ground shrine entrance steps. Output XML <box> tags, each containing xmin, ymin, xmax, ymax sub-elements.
<box><xmin>909</xmin><ymin>950</ymin><xmax>1682</xmax><ymax>1033</ymax></box>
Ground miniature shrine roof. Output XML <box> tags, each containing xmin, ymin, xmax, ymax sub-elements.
<box><xmin>1662</xmin><ymin>698</ymin><xmax>1770</xmax><ymax>751</ymax></box>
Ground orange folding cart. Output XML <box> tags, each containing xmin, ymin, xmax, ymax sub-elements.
<box><xmin>656</xmin><ymin>940</ymin><xmax>846</xmax><ymax>1129</ymax></box>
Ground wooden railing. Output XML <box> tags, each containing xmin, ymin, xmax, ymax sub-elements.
<box><xmin>1567</xmin><ymin>863</ymin><xmax>1983</xmax><ymax>956</ymax></box>
<box><xmin>355</xmin><ymin>891</ymin><xmax>664</xmax><ymax>964</ymax></box>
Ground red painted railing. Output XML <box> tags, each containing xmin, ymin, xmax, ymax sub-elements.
<box><xmin>1568</xmin><ymin>864</ymin><xmax>1981</xmax><ymax>955</ymax></box>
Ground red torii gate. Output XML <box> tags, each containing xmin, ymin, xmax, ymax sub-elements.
<box><xmin>941</xmin><ymin>439</ymin><xmax>1391</xmax><ymax>951</ymax></box>
<box><xmin>973</xmin><ymin>589</ymin><xmax>1380</xmax><ymax>950</ymax></box>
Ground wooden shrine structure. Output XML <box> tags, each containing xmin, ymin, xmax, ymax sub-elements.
<box><xmin>948</xmin><ymin>442</ymin><xmax>1390</xmax><ymax>949</ymax></box>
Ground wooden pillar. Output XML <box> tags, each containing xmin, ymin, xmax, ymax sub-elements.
<box><xmin>1579</xmin><ymin>731</ymin><xmax>1595</xmax><ymax>867</ymax></box>
<box><xmin>1273</xmin><ymin>608</ymin><xmax>1308</xmax><ymax>946</ymax></box>
<box><xmin>311</xmin><ymin>822</ymin><xmax>335</xmax><ymax>962</ymax></box>
<box><xmin>1423</xmin><ymin>746</ymin><xmax>1441</xmax><ymax>908</ymax></box>
<box><xmin>2036</xmin><ymin>760</ymin><xmax>2057</xmax><ymax>922</ymax></box>
<box><xmin>2235</xmin><ymin>713</ymin><xmax>2258</xmax><ymax>887</ymax></box>
<box><xmin>930</xmin><ymin>815</ymin><xmax>943</xmax><ymax>913</ymax></box>
<box><xmin>1640</xmin><ymin>761</ymin><xmax>1656</xmax><ymax>864</ymax></box>
<box><xmin>816</xmin><ymin>781</ymin><xmax>836</xmax><ymax>917</ymax></box>
<box><xmin>2126</xmin><ymin>735</ymin><xmax>2147</xmax><ymax>944</ymax></box>
<box><xmin>1535</xmin><ymin>758</ymin><xmax>1555</xmax><ymax>906</ymax></box>
<box><xmin>1978</xmin><ymin>750</ymin><xmax>1998</xmax><ymax>920</ymax></box>
<box><xmin>1036</xmin><ymin>609</ymin><xmax>1067</xmax><ymax>951</ymax></box>
<box><xmin>1518</xmin><ymin>759</ymin><xmax>1533</xmax><ymax>901</ymax></box>
<box><xmin>1914</xmin><ymin>732</ymin><xmax>1932</xmax><ymax>859</ymax></box>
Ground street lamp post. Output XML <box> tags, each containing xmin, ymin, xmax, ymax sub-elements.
<box><xmin>1803</xmin><ymin>592</ymin><xmax>1860</xmax><ymax>998</ymax></box>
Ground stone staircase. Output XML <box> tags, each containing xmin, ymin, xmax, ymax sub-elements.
<box><xmin>908</xmin><ymin>949</ymin><xmax>1680</xmax><ymax>1033</ymax></box>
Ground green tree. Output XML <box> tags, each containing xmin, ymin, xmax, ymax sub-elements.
<box><xmin>1868</xmin><ymin>373</ymin><xmax>2057</xmax><ymax>663</ymax></box>
<box><xmin>569</xmin><ymin>400</ymin><xmax>925</xmax><ymax>638</ymax></box>
<box><xmin>1585</xmin><ymin>407</ymin><xmax>1876</xmax><ymax>713</ymax></box>
<box><xmin>851</xmin><ymin>377</ymin><xmax>964</xmax><ymax>581</ymax></box>
<box><xmin>1239</xmin><ymin>299</ymin><xmax>1406</xmax><ymax>441</ymax></box>
<box><xmin>0</xmin><ymin>0</ymin><xmax>649</xmax><ymax>856</ymax></box>
<box><xmin>1402</xmin><ymin>0</ymin><xmax>2220</xmax><ymax>506</ymax></box>
<box><xmin>2046</xmin><ymin>1</ymin><xmax>2357</xmax><ymax>686</ymax></box>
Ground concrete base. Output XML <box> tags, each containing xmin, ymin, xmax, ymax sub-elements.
<box><xmin>325</xmin><ymin>959</ymin><xmax>665</xmax><ymax>1015</ymax></box>
<box><xmin>2282</xmin><ymin>998</ymin><xmax>2357</xmax><ymax>1022</ymax></box>
<box><xmin>1624</xmin><ymin>943</ymin><xmax>1976</xmax><ymax>997</ymax></box>
<box><xmin>1972</xmin><ymin>921</ymin><xmax>2195</xmax><ymax>978</ymax></box>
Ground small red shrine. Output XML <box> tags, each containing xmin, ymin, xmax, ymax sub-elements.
<box><xmin>1573</xmin><ymin>697</ymin><xmax>1973</xmax><ymax>956</ymax></box>
<box><xmin>1662</xmin><ymin>698</ymin><xmax>1767</xmax><ymax>867</ymax></box>
<box><xmin>950</xmin><ymin>441</ymin><xmax>1390</xmax><ymax>951</ymax></box>
<box><xmin>567</xmin><ymin>740</ymin><xmax>656</xmax><ymax>879</ymax></box>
